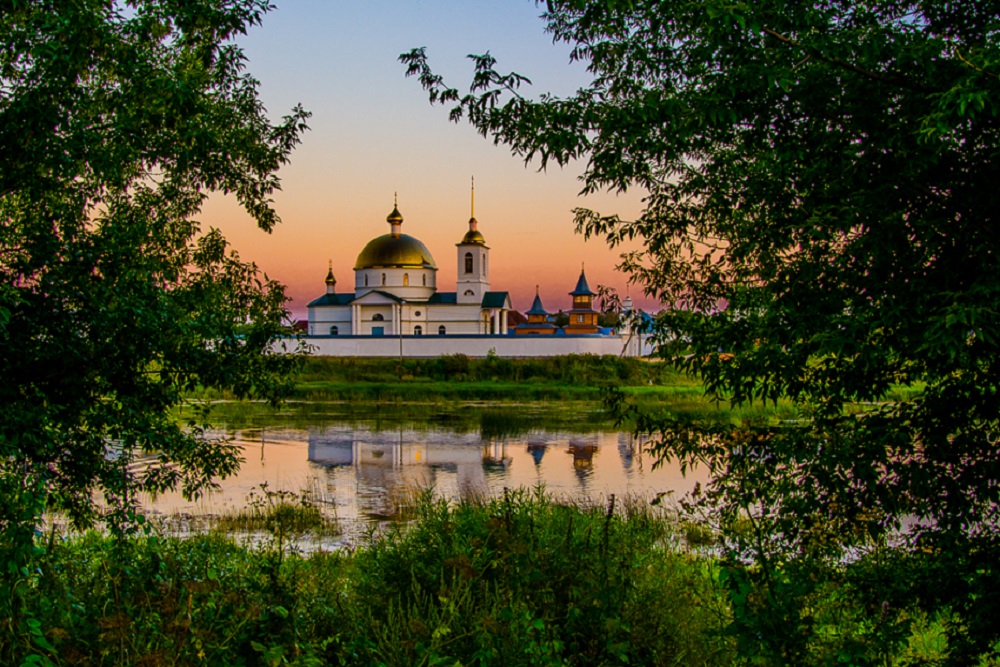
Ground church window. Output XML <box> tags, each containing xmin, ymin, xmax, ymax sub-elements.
<box><xmin>414</xmin><ymin>325</ymin><xmax>423</xmax><ymax>336</ymax></box>
<box><xmin>414</xmin><ymin>311</ymin><xmax>421</xmax><ymax>317</ymax></box>
<box><xmin>483</xmin><ymin>255</ymin><xmax>487</xmax><ymax>275</ymax></box>
<box><xmin>464</xmin><ymin>252</ymin><xmax>473</xmax><ymax>274</ymax></box>
<box><xmin>381</xmin><ymin>273</ymin><xmax>386</xmax><ymax>286</ymax></box>
<box><xmin>422</xmin><ymin>274</ymin><xmax>426</xmax><ymax>286</ymax></box>
<box><xmin>372</xmin><ymin>313</ymin><xmax>384</xmax><ymax>321</ymax></box>
<box><xmin>438</xmin><ymin>325</ymin><xmax>446</xmax><ymax>335</ymax></box>
<box><xmin>403</xmin><ymin>273</ymin><xmax>409</xmax><ymax>286</ymax></box>
<box><xmin>577</xmin><ymin>315</ymin><xmax>584</xmax><ymax>323</ymax></box>
<box><xmin>364</xmin><ymin>275</ymin><xmax>368</xmax><ymax>287</ymax></box>
<box><xmin>329</xmin><ymin>326</ymin><xmax>339</xmax><ymax>336</ymax></box>
<box><xmin>464</xmin><ymin>289</ymin><xmax>475</xmax><ymax>296</ymax></box>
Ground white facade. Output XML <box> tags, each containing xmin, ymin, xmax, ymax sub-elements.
<box><xmin>456</xmin><ymin>242</ymin><xmax>489</xmax><ymax>304</ymax></box>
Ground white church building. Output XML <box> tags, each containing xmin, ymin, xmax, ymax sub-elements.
<box><xmin>307</xmin><ymin>196</ymin><xmax>512</xmax><ymax>339</ymax></box>
<box><xmin>303</xmin><ymin>193</ymin><xmax>652</xmax><ymax>358</ymax></box>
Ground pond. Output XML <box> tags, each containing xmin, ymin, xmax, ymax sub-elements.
<box><xmin>146</xmin><ymin>401</ymin><xmax>707</xmax><ymax>543</ymax></box>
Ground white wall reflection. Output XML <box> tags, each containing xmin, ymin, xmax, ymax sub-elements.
<box><xmin>145</xmin><ymin>423</ymin><xmax>707</xmax><ymax>538</ymax></box>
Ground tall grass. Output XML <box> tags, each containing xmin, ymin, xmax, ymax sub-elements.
<box><xmin>1</xmin><ymin>490</ymin><xmax>961</xmax><ymax>666</ymax></box>
<box><xmin>3</xmin><ymin>491</ymin><xmax>731</xmax><ymax>666</ymax></box>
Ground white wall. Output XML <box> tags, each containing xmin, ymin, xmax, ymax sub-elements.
<box><xmin>309</xmin><ymin>306</ymin><xmax>352</xmax><ymax>336</ymax></box>
<box><xmin>288</xmin><ymin>334</ymin><xmax>653</xmax><ymax>358</ymax></box>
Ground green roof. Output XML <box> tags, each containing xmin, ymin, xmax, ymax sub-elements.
<box><xmin>306</xmin><ymin>293</ymin><xmax>355</xmax><ymax>307</ymax></box>
<box><xmin>482</xmin><ymin>291</ymin><xmax>510</xmax><ymax>308</ymax></box>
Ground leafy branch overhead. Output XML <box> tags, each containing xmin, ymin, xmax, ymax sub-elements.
<box><xmin>403</xmin><ymin>1</ymin><xmax>1000</xmax><ymax>663</ymax></box>
<box><xmin>0</xmin><ymin>0</ymin><xmax>309</xmax><ymax>549</ymax></box>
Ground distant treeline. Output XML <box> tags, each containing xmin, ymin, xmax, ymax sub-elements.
<box><xmin>295</xmin><ymin>354</ymin><xmax>682</xmax><ymax>387</ymax></box>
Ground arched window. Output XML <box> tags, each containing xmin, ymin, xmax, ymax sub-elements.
<box><xmin>403</xmin><ymin>273</ymin><xmax>409</xmax><ymax>286</ymax></box>
<box><xmin>422</xmin><ymin>274</ymin><xmax>426</xmax><ymax>286</ymax></box>
<box><xmin>381</xmin><ymin>273</ymin><xmax>386</xmax><ymax>286</ymax></box>
<box><xmin>364</xmin><ymin>275</ymin><xmax>368</xmax><ymax>287</ymax></box>
<box><xmin>464</xmin><ymin>289</ymin><xmax>475</xmax><ymax>296</ymax></box>
<box><xmin>414</xmin><ymin>325</ymin><xmax>423</xmax><ymax>336</ymax></box>
<box><xmin>438</xmin><ymin>325</ymin><xmax>446</xmax><ymax>336</ymax></box>
<box><xmin>372</xmin><ymin>313</ymin><xmax>384</xmax><ymax>322</ymax></box>
<box><xmin>464</xmin><ymin>252</ymin><xmax>473</xmax><ymax>274</ymax></box>
<box><xmin>483</xmin><ymin>255</ymin><xmax>487</xmax><ymax>276</ymax></box>
<box><xmin>330</xmin><ymin>325</ymin><xmax>339</xmax><ymax>336</ymax></box>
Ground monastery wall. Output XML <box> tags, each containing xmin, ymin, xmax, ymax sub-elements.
<box><xmin>278</xmin><ymin>334</ymin><xmax>652</xmax><ymax>358</ymax></box>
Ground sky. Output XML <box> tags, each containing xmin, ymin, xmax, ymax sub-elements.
<box><xmin>202</xmin><ymin>0</ymin><xmax>650</xmax><ymax>320</ymax></box>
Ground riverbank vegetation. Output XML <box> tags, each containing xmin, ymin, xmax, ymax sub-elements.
<box><xmin>0</xmin><ymin>491</ymin><xmax>956</xmax><ymax>666</ymax></box>
<box><xmin>404</xmin><ymin>1</ymin><xmax>1000</xmax><ymax>663</ymax></box>
<box><xmin>291</xmin><ymin>354</ymin><xmax>695</xmax><ymax>402</ymax></box>
<box><xmin>193</xmin><ymin>354</ymin><xmax>805</xmax><ymax>422</ymax></box>
<box><xmin>191</xmin><ymin>355</ymin><xmax>919</xmax><ymax>430</ymax></box>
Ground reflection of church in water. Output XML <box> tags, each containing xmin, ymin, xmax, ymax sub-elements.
<box><xmin>306</xmin><ymin>426</ymin><xmax>644</xmax><ymax>519</ymax></box>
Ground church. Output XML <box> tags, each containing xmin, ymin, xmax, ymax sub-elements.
<box><xmin>307</xmin><ymin>193</ymin><xmax>513</xmax><ymax>338</ymax></box>
<box><xmin>302</xmin><ymin>190</ymin><xmax>651</xmax><ymax>358</ymax></box>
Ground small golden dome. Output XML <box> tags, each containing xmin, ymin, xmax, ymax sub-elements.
<box><xmin>460</xmin><ymin>225</ymin><xmax>486</xmax><ymax>245</ymax></box>
<box><xmin>386</xmin><ymin>205</ymin><xmax>403</xmax><ymax>224</ymax></box>
<box><xmin>355</xmin><ymin>234</ymin><xmax>437</xmax><ymax>269</ymax></box>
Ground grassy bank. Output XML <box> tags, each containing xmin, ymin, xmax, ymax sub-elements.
<box><xmin>5</xmin><ymin>492</ymin><xmax>730</xmax><ymax>667</ymax></box>
<box><xmin>2</xmin><ymin>492</ymin><xmax>954</xmax><ymax>667</ymax></box>
<box><xmin>188</xmin><ymin>354</ymin><xmax>805</xmax><ymax>427</ymax></box>
<box><xmin>287</xmin><ymin>355</ymin><xmax>700</xmax><ymax>402</ymax></box>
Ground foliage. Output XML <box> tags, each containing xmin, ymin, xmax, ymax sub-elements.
<box><xmin>0</xmin><ymin>0</ymin><xmax>308</xmax><ymax>563</ymax></box>
<box><xmin>402</xmin><ymin>1</ymin><xmax>1000</xmax><ymax>663</ymax></box>
<box><xmin>348</xmin><ymin>489</ymin><xmax>732</xmax><ymax>667</ymax></box>
<box><xmin>295</xmin><ymin>353</ymin><xmax>679</xmax><ymax>386</ymax></box>
<box><xmin>211</xmin><ymin>483</ymin><xmax>338</xmax><ymax>559</ymax></box>
<box><xmin>0</xmin><ymin>491</ymin><xmax>966</xmax><ymax>666</ymax></box>
<box><xmin>0</xmin><ymin>492</ymin><xmax>736</xmax><ymax>667</ymax></box>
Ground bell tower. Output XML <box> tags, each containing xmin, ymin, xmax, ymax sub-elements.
<box><xmin>456</xmin><ymin>177</ymin><xmax>490</xmax><ymax>304</ymax></box>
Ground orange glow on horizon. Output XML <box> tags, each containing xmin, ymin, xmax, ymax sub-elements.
<box><xmin>196</xmin><ymin>1</ymin><xmax>663</xmax><ymax>322</ymax></box>
<box><xmin>202</xmin><ymin>172</ymin><xmax>657</xmax><ymax>321</ymax></box>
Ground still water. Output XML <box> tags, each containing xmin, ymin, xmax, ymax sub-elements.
<box><xmin>148</xmin><ymin>403</ymin><xmax>706</xmax><ymax>540</ymax></box>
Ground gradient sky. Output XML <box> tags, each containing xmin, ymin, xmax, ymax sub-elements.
<box><xmin>202</xmin><ymin>0</ymin><xmax>651</xmax><ymax>319</ymax></box>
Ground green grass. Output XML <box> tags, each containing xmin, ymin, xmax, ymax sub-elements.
<box><xmin>3</xmin><ymin>492</ymin><xmax>734</xmax><ymax>667</ymax></box>
<box><xmin>292</xmin><ymin>354</ymin><xmax>692</xmax><ymax>387</ymax></box>
<box><xmin>209</xmin><ymin>484</ymin><xmax>339</xmax><ymax>545</ymax></box>
<box><xmin>0</xmin><ymin>491</ymin><xmax>965</xmax><ymax>667</ymax></box>
<box><xmin>189</xmin><ymin>355</ymin><xmax>919</xmax><ymax>430</ymax></box>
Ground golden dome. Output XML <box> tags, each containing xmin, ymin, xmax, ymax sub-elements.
<box><xmin>355</xmin><ymin>234</ymin><xmax>437</xmax><ymax>269</ymax></box>
<box><xmin>460</xmin><ymin>226</ymin><xmax>486</xmax><ymax>245</ymax></box>
<box><xmin>386</xmin><ymin>205</ymin><xmax>403</xmax><ymax>225</ymax></box>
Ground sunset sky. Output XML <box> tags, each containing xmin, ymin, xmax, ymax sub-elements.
<box><xmin>203</xmin><ymin>0</ymin><xmax>651</xmax><ymax>319</ymax></box>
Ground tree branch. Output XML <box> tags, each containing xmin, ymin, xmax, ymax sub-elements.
<box><xmin>762</xmin><ymin>27</ymin><xmax>934</xmax><ymax>93</ymax></box>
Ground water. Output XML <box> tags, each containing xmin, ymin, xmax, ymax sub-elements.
<box><xmin>146</xmin><ymin>403</ymin><xmax>707</xmax><ymax>541</ymax></box>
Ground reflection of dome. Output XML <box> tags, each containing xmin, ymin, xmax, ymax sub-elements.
<box><xmin>355</xmin><ymin>234</ymin><xmax>437</xmax><ymax>269</ymax></box>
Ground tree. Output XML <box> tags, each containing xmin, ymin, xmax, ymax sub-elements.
<box><xmin>0</xmin><ymin>0</ymin><xmax>308</xmax><ymax>558</ymax></box>
<box><xmin>403</xmin><ymin>1</ymin><xmax>1000</xmax><ymax>662</ymax></box>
